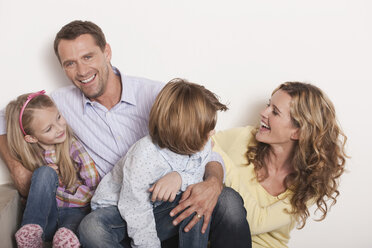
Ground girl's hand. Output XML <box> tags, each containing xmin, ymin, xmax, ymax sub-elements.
<box><xmin>149</xmin><ymin>171</ymin><xmax>182</xmax><ymax>202</ymax></box>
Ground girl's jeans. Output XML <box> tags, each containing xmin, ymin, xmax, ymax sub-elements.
<box><xmin>21</xmin><ymin>166</ymin><xmax>90</xmax><ymax>241</ymax></box>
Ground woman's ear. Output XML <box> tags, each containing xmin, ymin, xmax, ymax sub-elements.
<box><xmin>291</xmin><ymin>128</ymin><xmax>300</xmax><ymax>140</ymax></box>
<box><xmin>24</xmin><ymin>135</ymin><xmax>38</xmax><ymax>144</ymax></box>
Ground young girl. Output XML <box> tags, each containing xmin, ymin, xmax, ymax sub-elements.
<box><xmin>79</xmin><ymin>78</ymin><xmax>228</xmax><ymax>248</ymax></box>
<box><xmin>5</xmin><ymin>90</ymin><xmax>100</xmax><ymax>248</ymax></box>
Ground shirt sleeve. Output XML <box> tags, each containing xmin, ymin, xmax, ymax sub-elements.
<box><xmin>55</xmin><ymin>138</ymin><xmax>100</xmax><ymax>206</ymax></box>
<box><xmin>0</xmin><ymin>108</ymin><xmax>7</xmax><ymax>135</ymax></box>
<box><xmin>118</xmin><ymin>154</ymin><xmax>161</xmax><ymax>248</ymax></box>
<box><xmin>90</xmin><ymin>159</ymin><xmax>124</xmax><ymax>210</ymax></box>
<box><xmin>177</xmin><ymin>167</ymin><xmax>205</xmax><ymax>192</ymax></box>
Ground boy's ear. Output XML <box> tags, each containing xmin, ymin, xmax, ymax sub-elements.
<box><xmin>24</xmin><ymin>135</ymin><xmax>38</xmax><ymax>144</ymax></box>
<box><xmin>208</xmin><ymin>129</ymin><xmax>216</xmax><ymax>138</ymax></box>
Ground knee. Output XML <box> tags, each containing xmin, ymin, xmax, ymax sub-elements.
<box><xmin>32</xmin><ymin>166</ymin><xmax>58</xmax><ymax>187</ymax></box>
<box><xmin>78</xmin><ymin>213</ymin><xmax>101</xmax><ymax>242</ymax></box>
<box><xmin>215</xmin><ymin>187</ymin><xmax>247</xmax><ymax>224</ymax></box>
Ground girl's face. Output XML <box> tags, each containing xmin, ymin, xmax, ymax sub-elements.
<box><xmin>256</xmin><ymin>89</ymin><xmax>299</xmax><ymax>148</ymax></box>
<box><xmin>25</xmin><ymin>106</ymin><xmax>67</xmax><ymax>150</ymax></box>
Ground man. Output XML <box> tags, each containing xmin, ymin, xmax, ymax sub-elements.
<box><xmin>0</xmin><ymin>20</ymin><xmax>251</xmax><ymax>247</ymax></box>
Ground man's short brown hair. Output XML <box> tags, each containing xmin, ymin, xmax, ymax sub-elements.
<box><xmin>54</xmin><ymin>20</ymin><xmax>107</xmax><ymax>62</ymax></box>
<box><xmin>149</xmin><ymin>78</ymin><xmax>228</xmax><ymax>155</ymax></box>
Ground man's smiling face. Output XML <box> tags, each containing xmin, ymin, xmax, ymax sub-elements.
<box><xmin>57</xmin><ymin>34</ymin><xmax>111</xmax><ymax>100</ymax></box>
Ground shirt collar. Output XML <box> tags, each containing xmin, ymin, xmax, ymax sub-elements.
<box><xmin>157</xmin><ymin>139</ymin><xmax>212</xmax><ymax>167</ymax></box>
<box><xmin>82</xmin><ymin>66</ymin><xmax>137</xmax><ymax>112</ymax></box>
<box><xmin>117</xmin><ymin>67</ymin><xmax>136</xmax><ymax>106</ymax></box>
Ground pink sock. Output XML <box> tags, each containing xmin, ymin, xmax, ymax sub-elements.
<box><xmin>52</xmin><ymin>227</ymin><xmax>80</xmax><ymax>248</ymax></box>
<box><xmin>15</xmin><ymin>224</ymin><xmax>43</xmax><ymax>248</ymax></box>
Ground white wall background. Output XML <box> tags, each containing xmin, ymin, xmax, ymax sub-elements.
<box><xmin>0</xmin><ymin>0</ymin><xmax>371</xmax><ymax>247</ymax></box>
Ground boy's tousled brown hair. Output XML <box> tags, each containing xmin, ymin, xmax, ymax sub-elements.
<box><xmin>149</xmin><ymin>78</ymin><xmax>227</xmax><ymax>155</ymax></box>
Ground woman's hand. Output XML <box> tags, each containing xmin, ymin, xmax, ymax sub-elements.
<box><xmin>149</xmin><ymin>171</ymin><xmax>182</xmax><ymax>202</ymax></box>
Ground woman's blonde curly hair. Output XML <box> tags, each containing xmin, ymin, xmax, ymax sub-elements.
<box><xmin>247</xmin><ymin>82</ymin><xmax>347</xmax><ymax>228</ymax></box>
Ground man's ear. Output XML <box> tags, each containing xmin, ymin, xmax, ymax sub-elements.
<box><xmin>104</xmin><ymin>43</ymin><xmax>112</xmax><ymax>62</ymax></box>
<box><xmin>24</xmin><ymin>135</ymin><xmax>38</xmax><ymax>144</ymax></box>
<box><xmin>291</xmin><ymin>128</ymin><xmax>300</xmax><ymax>140</ymax></box>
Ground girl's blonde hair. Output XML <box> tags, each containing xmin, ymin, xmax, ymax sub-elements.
<box><xmin>247</xmin><ymin>82</ymin><xmax>347</xmax><ymax>228</ymax></box>
<box><xmin>5</xmin><ymin>93</ymin><xmax>77</xmax><ymax>188</ymax></box>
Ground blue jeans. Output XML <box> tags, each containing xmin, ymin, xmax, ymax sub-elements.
<box><xmin>79</xmin><ymin>187</ymin><xmax>251</xmax><ymax>248</ymax></box>
<box><xmin>209</xmin><ymin>187</ymin><xmax>251</xmax><ymax>248</ymax></box>
<box><xmin>163</xmin><ymin>187</ymin><xmax>251</xmax><ymax>248</ymax></box>
<box><xmin>79</xmin><ymin>194</ymin><xmax>210</xmax><ymax>248</ymax></box>
<box><xmin>21</xmin><ymin>166</ymin><xmax>90</xmax><ymax>241</ymax></box>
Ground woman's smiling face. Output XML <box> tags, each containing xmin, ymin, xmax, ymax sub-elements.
<box><xmin>256</xmin><ymin>89</ymin><xmax>299</xmax><ymax>147</ymax></box>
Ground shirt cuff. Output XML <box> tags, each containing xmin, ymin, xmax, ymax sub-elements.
<box><xmin>177</xmin><ymin>171</ymin><xmax>191</xmax><ymax>192</ymax></box>
<box><xmin>209</xmin><ymin>151</ymin><xmax>226</xmax><ymax>183</ymax></box>
<box><xmin>0</xmin><ymin>108</ymin><xmax>7</xmax><ymax>135</ymax></box>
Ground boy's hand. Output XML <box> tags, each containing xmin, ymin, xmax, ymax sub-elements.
<box><xmin>149</xmin><ymin>171</ymin><xmax>182</xmax><ymax>202</ymax></box>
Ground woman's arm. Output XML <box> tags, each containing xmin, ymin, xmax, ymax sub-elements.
<box><xmin>212</xmin><ymin>126</ymin><xmax>294</xmax><ymax>234</ymax></box>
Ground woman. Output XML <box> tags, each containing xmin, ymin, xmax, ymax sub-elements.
<box><xmin>212</xmin><ymin>82</ymin><xmax>347</xmax><ymax>248</ymax></box>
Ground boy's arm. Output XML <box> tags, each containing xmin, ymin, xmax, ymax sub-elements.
<box><xmin>119</xmin><ymin>154</ymin><xmax>161</xmax><ymax>248</ymax></box>
<box><xmin>0</xmin><ymin>134</ymin><xmax>32</xmax><ymax>197</ymax></box>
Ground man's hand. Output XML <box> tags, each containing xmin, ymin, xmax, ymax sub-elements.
<box><xmin>8</xmin><ymin>160</ymin><xmax>32</xmax><ymax>197</ymax></box>
<box><xmin>170</xmin><ymin>161</ymin><xmax>223</xmax><ymax>234</ymax></box>
<box><xmin>149</xmin><ymin>171</ymin><xmax>182</xmax><ymax>202</ymax></box>
<box><xmin>0</xmin><ymin>135</ymin><xmax>32</xmax><ymax>197</ymax></box>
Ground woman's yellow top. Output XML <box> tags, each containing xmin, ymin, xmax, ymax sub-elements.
<box><xmin>212</xmin><ymin>126</ymin><xmax>296</xmax><ymax>248</ymax></box>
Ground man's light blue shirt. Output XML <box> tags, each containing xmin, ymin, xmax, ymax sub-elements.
<box><xmin>51</xmin><ymin>68</ymin><xmax>163</xmax><ymax>176</ymax></box>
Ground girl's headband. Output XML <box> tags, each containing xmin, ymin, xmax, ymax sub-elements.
<box><xmin>19</xmin><ymin>90</ymin><xmax>46</xmax><ymax>136</ymax></box>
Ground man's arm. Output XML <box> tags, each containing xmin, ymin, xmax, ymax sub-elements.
<box><xmin>170</xmin><ymin>161</ymin><xmax>224</xmax><ymax>233</ymax></box>
<box><xmin>0</xmin><ymin>135</ymin><xmax>32</xmax><ymax>197</ymax></box>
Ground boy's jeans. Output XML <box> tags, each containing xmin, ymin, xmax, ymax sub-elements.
<box><xmin>79</xmin><ymin>194</ymin><xmax>210</xmax><ymax>248</ymax></box>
